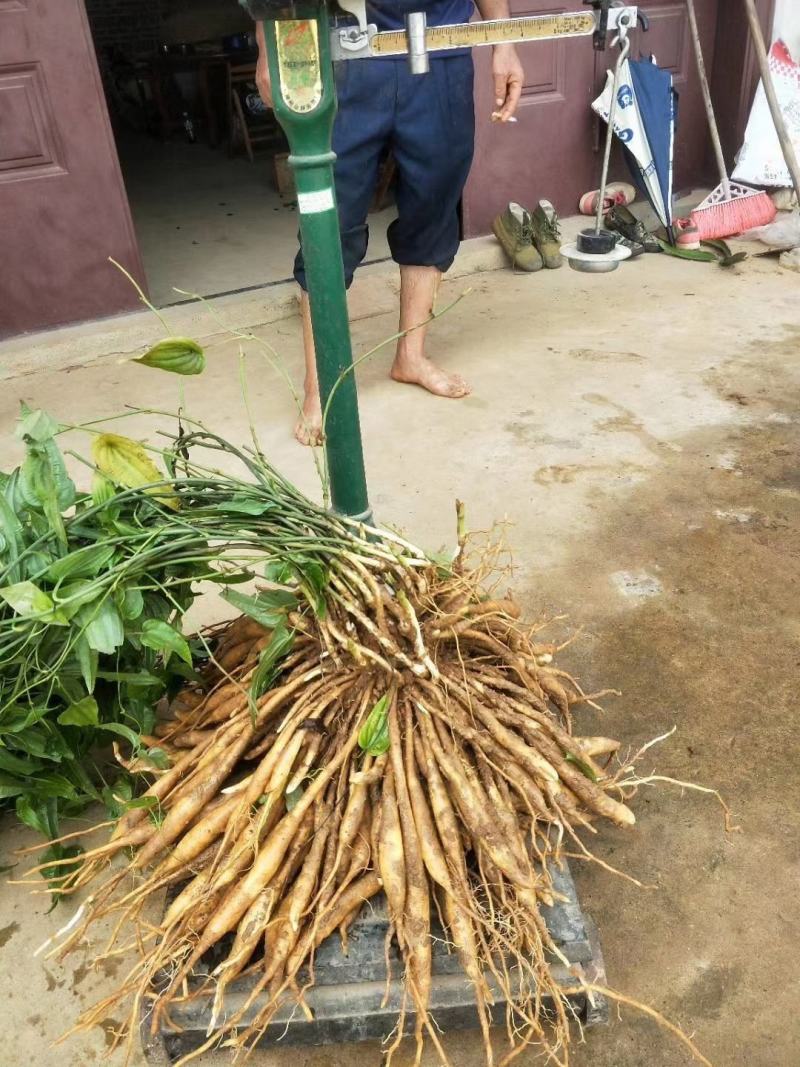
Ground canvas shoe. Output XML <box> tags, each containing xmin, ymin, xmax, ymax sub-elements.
<box><xmin>492</xmin><ymin>203</ymin><xmax>544</xmax><ymax>272</ymax></box>
<box><xmin>579</xmin><ymin>182</ymin><xmax>637</xmax><ymax>216</ymax></box>
<box><xmin>674</xmin><ymin>217</ymin><xmax>701</xmax><ymax>250</ymax></box>
<box><xmin>530</xmin><ymin>200</ymin><xmax>564</xmax><ymax>269</ymax></box>
<box><xmin>604</xmin><ymin>204</ymin><xmax>662</xmax><ymax>253</ymax></box>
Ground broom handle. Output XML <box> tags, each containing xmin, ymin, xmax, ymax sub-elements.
<box><xmin>686</xmin><ymin>0</ymin><xmax>730</xmax><ymax>198</ymax></box>
<box><xmin>742</xmin><ymin>0</ymin><xmax>800</xmax><ymax>202</ymax></box>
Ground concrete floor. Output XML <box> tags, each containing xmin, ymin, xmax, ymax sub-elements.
<box><xmin>119</xmin><ymin>133</ymin><xmax>393</xmax><ymax>307</ymax></box>
<box><xmin>1</xmin><ymin>242</ymin><xmax>799</xmax><ymax>1066</ymax></box>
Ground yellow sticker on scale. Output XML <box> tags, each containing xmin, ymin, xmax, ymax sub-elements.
<box><xmin>275</xmin><ymin>20</ymin><xmax>323</xmax><ymax>113</ymax></box>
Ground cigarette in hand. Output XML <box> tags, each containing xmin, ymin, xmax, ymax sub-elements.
<box><xmin>491</xmin><ymin>112</ymin><xmax>518</xmax><ymax>123</ymax></box>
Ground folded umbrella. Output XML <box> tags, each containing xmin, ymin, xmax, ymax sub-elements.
<box><xmin>593</xmin><ymin>55</ymin><xmax>678</xmax><ymax>237</ymax></box>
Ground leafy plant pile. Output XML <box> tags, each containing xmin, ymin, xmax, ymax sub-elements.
<box><xmin>0</xmin><ymin>406</ymin><xmax>354</xmax><ymax>863</ymax></box>
<box><xmin>16</xmin><ymin>433</ymin><xmax>722</xmax><ymax>1067</ymax></box>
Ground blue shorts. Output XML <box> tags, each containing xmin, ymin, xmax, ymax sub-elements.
<box><xmin>294</xmin><ymin>55</ymin><xmax>475</xmax><ymax>290</ymax></box>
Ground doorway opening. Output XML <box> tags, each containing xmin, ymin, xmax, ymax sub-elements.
<box><xmin>83</xmin><ymin>0</ymin><xmax>395</xmax><ymax>308</ymax></box>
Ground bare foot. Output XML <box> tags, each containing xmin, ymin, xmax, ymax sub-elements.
<box><xmin>390</xmin><ymin>356</ymin><xmax>471</xmax><ymax>398</ymax></box>
<box><xmin>294</xmin><ymin>395</ymin><xmax>323</xmax><ymax>446</ymax></box>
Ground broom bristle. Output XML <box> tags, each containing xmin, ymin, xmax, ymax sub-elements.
<box><xmin>690</xmin><ymin>181</ymin><xmax>777</xmax><ymax>240</ymax></box>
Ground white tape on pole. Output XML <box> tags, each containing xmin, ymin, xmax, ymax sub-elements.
<box><xmin>297</xmin><ymin>188</ymin><xmax>336</xmax><ymax>214</ymax></box>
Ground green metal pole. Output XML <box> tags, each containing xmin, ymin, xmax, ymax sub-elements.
<box><xmin>263</xmin><ymin>9</ymin><xmax>372</xmax><ymax>522</ymax></box>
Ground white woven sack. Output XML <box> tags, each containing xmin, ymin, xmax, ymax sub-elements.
<box><xmin>733</xmin><ymin>38</ymin><xmax>800</xmax><ymax>187</ymax></box>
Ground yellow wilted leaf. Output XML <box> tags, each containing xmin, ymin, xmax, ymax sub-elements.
<box><xmin>92</xmin><ymin>433</ymin><xmax>179</xmax><ymax>510</ymax></box>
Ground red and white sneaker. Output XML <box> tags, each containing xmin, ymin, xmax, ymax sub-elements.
<box><xmin>579</xmin><ymin>182</ymin><xmax>637</xmax><ymax>216</ymax></box>
<box><xmin>674</xmin><ymin>217</ymin><xmax>701</xmax><ymax>250</ymax></box>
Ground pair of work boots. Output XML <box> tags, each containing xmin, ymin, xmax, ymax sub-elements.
<box><xmin>493</xmin><ymin>200</ymin><xmax>563</xmax><ymax>272</ymax></box>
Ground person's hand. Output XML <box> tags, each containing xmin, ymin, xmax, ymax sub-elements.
<box><xmin>254</xmin><ymin>21</ymin><xmax>273</xmax><ymax>107</ymax></box>
<box><xmin>256</xmin><ymin>48</ymin><xmax>273</xmax><ymax>107</ymax></box>
<box><xmin>491</xmin><ymin>43</ymin><xmax>523</xmax><ymax>122</ymax></box>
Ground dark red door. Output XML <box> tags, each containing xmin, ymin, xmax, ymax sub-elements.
<box><xmin>464</xmin><ymin>0</ymin><xmax>720</xmax><ymax>236</ymax></box>
<box><xmin>0</xmin><ymin>0</ymin><xmax>144</xmax><ymax>338</ymax></box>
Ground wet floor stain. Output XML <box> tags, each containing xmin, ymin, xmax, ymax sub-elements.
<box><xmin>569</xmin><ymin>348</ymin><xmax>646</xmax><ymax>363</ymax></box>
<box><xmin>525</xmin><ymin>353</ymin><xmax>800</xmax><ymax>1066</ymax></box>
<box><xmin>99</xmin><ymin>1017</ymin><xmax>122</xmax><ymax>1050</ymax></box>
<box><xmin>0</xmin><ymin>922</ymin><xmax>19</xmax><ymax>948</ymax></box>
<box><xmin>583</xmin><ymin>394</ymin><xmax>682</xmax><ymax>457</ymax></box>
<box><xmin>534</xmin><ymin>462</ymin><xmax>650</xmax><ymax>485</ymax></box>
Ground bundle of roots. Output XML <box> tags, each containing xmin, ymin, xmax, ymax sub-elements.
<box><xmin>23</xmin><ymin>522</ymin><xmax>715</xmax><ymax>1067</ymax></box>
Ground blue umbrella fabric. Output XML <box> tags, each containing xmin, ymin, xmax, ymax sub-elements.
<box><xmin>592</xmin><ymin>55</ymin><xmax>678</xmax><ymax>232</ymax></box>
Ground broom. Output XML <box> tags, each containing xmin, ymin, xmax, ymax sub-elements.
<box><xmin>685</xmin><ymin>0</ymin><xmax>776</xmax><ymax>239</ymax></box>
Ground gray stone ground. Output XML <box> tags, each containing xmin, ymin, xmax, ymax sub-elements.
<box><xmin>1</xmin><ymin>241</ymin><xmax>798</xmax><ymax>1067</ymax></box>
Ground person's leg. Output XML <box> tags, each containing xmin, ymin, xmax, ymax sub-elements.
<box><xmin>293</xmin><ymin>61</ymin><xmax>392</xmax><ymax>444</ymax></box>
<box><xmin>388</xmin><ymin>55</ymin><xmax>475</xmax><ymax>398</ymax></box>
<box><xmin>390</xmin><ymin>265</ymin><xmax>469</xmax><ymax>397</ymax></box>
<box><xmin>295</xmin><ymin>289</ymin><xmax>322</xmax><ymax>445</ymax></box>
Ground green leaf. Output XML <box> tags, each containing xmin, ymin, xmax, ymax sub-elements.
<box><xmin>98</xmin><ymin>722</ymin><xmax>141</xmax><ymax>749</ymax></box>
<box><xmin>0</xmin><ymin>496</ymin><xmax>24</xmax><ymax>583</ymax></box>
<box><xmin>140</xmin><ymin>619</ymin><xmax>192</xmax><ymax>666</ymax></box>
<box><xmin>358</xmin><ymin>693</ymin><xmax>391</xmax><ymax>756</ymax></box>
<box><xmin>91</xmin><ymin>471</ymin><xmax>116</xmax><ymax>507</ymax></box>
<box><xmin>56</xmin><ymin>579</ymin><xmax>102</xmax><ymax>618</ymax></box>
<box><xmin>140</xmin><ymin>746</ymin><xmax>170</xmax><ymax>770</ymax></box>
<box><xmin>222</xmin><ymin>494</ymin><xmax>272</xmax><ymax>516</ymax></box>
<box><xmin>38</xmin><ymin>842</ymin><xmax>84</xmax><ymax>903</ymax></box>
<box><xmin>18</xmin><ymin>441</ymin><xmax>75</xmax><ymax>546</ymax></box>
<box><xmin>0</xmin><ymin>748</ymin><xmax>44</xmax><ymax>776</ymax></box>
<box><xmin>0</xmin><ymin>581</ymin><xmax>68</xmax><ymax>625</ymax></box>
<box><xmin>209</xmin><ymin>570</ymin><xmax>254</xmax><ymax>585</ymax></box>
<box><xmin>15</xmin><ymin>795</ymin><xmax>53</xmax><ymax>837</ymax></box>
<box><xmin>15</xmin><ymin>406</ymin><xmax>60</xmax><ymax>443</ymax></box>
<box><xmin>101</xmin><ymin>778</ymin><xmax>133</xmax><ymax>818</ymax></box>
<box><xmin>250</xmin><ymin>624</ymin><xmax>295</xmax><ymax>701</ymax></box>
<box><xmin>700</xmin><ymin>238</ymin><xmax>733</xmax><ymax>257</ymax></box>
<box><xmin>222</xmin><ymin>587</ymin><xmax>297</xmax><ymax>629</ymax></box>
<box><xmin>133</xmin><ymin>337</ymin><xmax>205</xmax><ymax>376</ymax></box>
<box><xmin>119</xmin><ymin>586</ymin><xmax>144</xmax><ymax>621</ymax></box>
<box><xmin>264</xmin><ymin>559</ymin><xmax>296</xmax><ymax>585</ymax></box>
<box><xmin>657</xmin><ymin>239</ymin><xmax>717</xmax><ymax>263</ymax></box>
<box><xmin>719</xmin><ymin>252</ymin><xmax>748</xmax><ymax>269</ymax></box>
<box><xmin>46</xmin><ymin>544</ymin><xmax>115</xmax><ymax>583</ymax></box>
<box><xmin>74</xmin><ymin>636</ymin><xmax>98</xmax><ymax>693</ymax></box>
<box><xmin>78</xmin><ymin>598</ymin><xmax>125</xmax><ymax>654</ymax></box>
<box><xmin>42</xmin><ymin>439</ymin><xmax>76</xmax><ymax>510</ymax></box>
<box><xmin>125</xmin><ymin>794</ymin><xmax>160</xmax><ymax>811</ymax></box>
<box><xmin>23</xmin><ymin>550</ymin><xmax>54</xmax><ymax>581</ymax></box>
<box><xmin>57</xmin><ymin>696</ymin><xmax>99</xmax><ymax>728</ymax></box>
<box><xmin>0</xmin><ymin>703</ymin><xmax>49</xmax><ymax>734</ymax></box>
<box><xmin>0</xmin><ymin>772</ymin><xmax>26</xmax><ymax>799</ymax></box>
<box><xmin>26</xmin><ymin>774</ymin><xmax>79</xmax><ymax>800</ymax></box>
<box><xmin>10</xmin><ymin>726</ymin><xmax>70</xmax><ymax>762</ymax></box>
<box><xmin>95</xmin><ymin>669</ymin><xmax>162</xmax><ymax>686</ymax></box>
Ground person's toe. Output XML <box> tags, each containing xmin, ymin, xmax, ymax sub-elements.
<box><xmin>294</xmin><ymin>416</ymin><xmax>323</xmax><ymax>446</ymax></box>
<box><xmin>447</xmin><ymin>375</ymin><xmax>471</xmax><ymax>398</ymax></box>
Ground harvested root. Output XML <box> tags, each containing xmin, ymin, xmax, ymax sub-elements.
<box><xmin>32</xmin><ymin>521</ymin><xmax>719</xmax><ymax>1067</ymax></box>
